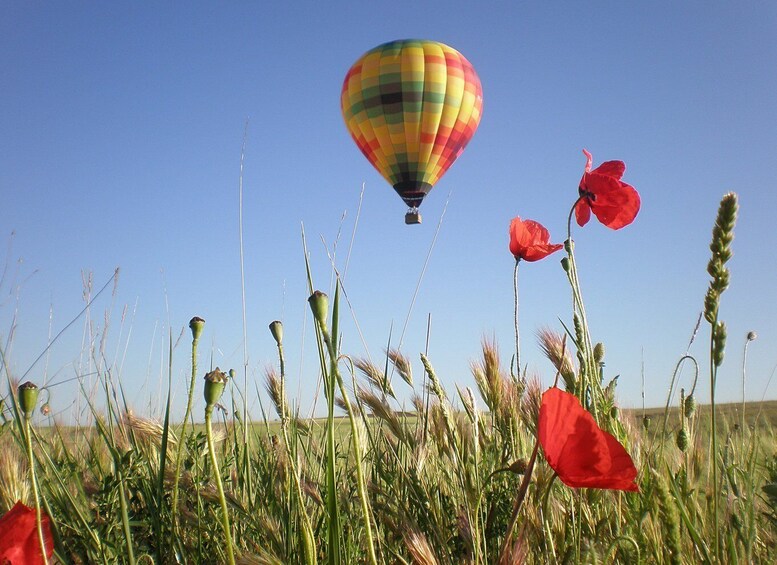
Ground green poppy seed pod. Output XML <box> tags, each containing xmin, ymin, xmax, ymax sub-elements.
<box><xmin>642</xmin><ymin>415</ymin><xmax>651</xmax><ymax>430</ymax></box>
<box><xmin>676</xmin><ymin>427</ymin><xmax>689</xmax><ymax>452</ymax></box>
<box><xmin>228</xmin><ymin>368</ymin><xmax>235</xmax><ymax>380</ymax></box>
<box><xmin>18</xmin><ymin>381</ymin><xmax>40</xmax><ymax>418</ymax></box>
<box><xmin>593</xmin><ymin>343</ymin><xmax>605</xmax><ymax>364</ymax></box>
<box><xmin>609</xmin><ymin>406</ymin><xmax>618</xmax><ymax>419</ymax></box>
<box><xmin>204</xmin><ymin>368</ymin><xmax>228</xmax><ymax>408</ymax></box>
<box><xmin>560</xmin><ymin>257</ymin><xmax>570</xmax><ymax>272</ymax></box>
<box><xmin>269</xmin><ymin>320</ymin><xmax>283</xmax><ymax>345</ymax></box>
<box><xmin>308</xmin><ymin>291</ymin><xmax>329</xmax><ymax>327</ymax></box>
<box><xmin>189</xmin><ymin>316</ymin><xmax>205</xmax><ymax>341</ymax></box>
<box><xmin>684</xmin><ymin>394</ymin><xmax>697</xmax><ymax>418</ymax></box>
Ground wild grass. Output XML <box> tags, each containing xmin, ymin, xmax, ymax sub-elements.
<box><xmin>1</xmin><ymin>192</ymin><xmax>776</xmax><ymax>564</ymax></box>
<box><xmin>2</xmin><ymin>361</ymin><xmax>776</xmax><ymax>564</ymax></box>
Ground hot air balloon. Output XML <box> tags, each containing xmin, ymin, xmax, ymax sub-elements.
<box><xmin>341</xmin><ymin>39</ymin><xmax>483</xmax><ymax>224</ymax></box>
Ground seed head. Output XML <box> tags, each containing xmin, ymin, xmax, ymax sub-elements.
<box><xmin>189</xmin><ymin>317</ymin><xmax>205</xmax><ymax>341</ymax></box>
<box><xmin>593</xmin><ymin>342</ymin><xmax>605</xmax><ymax>364</ymax></box>
<box><xmin>269</xmin><ymin>320</ymin><xmax>283</xmax><ymax>346</ymax></box>
<box><xmin>676</xmin><ymin>427</ymin><xmax>689</xmax><ymax>452</ymax></box>
<box><xmin>713</xmin><ymin>321</ymin><xmax>727</xmax><ymax>367</ymax></box>
<box><xmin>204</xmin><ymin>368</ymin><xmax>228</xmax><ymax>408</ymax></box>
<box><xmin>308</xmin><ymin>291</ymin><xmax>329</xmax><ymax>327</ymax></box>
<box><xmin>18</xmin><ymin>382</ymin><xmax>40</xmax><ymax>418</ymax></box>
<box><xmin>684</xmin><ymin>394</ymin><xmax>697</xmax><ymax>418</ymax></box>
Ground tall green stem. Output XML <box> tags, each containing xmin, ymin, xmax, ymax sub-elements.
<box><xmin>316</xmin><ymin>286</ymin><xmax>377</xmax><ymax>565</ymax></box>
<box><xmin>116</xmin><ymin>465</ymin><xmax>136</xmax><ymax>565</ymax></box>
<box><xmin>709</xmin><ymin>329</ymin><xmax>719</xmax><ymax>560</ymax></box>
<box><xmin>498</xmin><ymin>436</ymin><xmax>539</xmax><ymax>562</ymax></box>
<box><xmin>172</xmin><ymin>318</ymin><xmax>203</xmax><ymax>534</ymax></box>
<box><xmin>565</xmin><ymin>201</ymin><xmax>600</xmax><ymax>418</ymax></box>
<box><xmin>274</xmin><ymin>329</ymin><xmax>317</xmax><ymax>565</ymax></box>
<box><xmin>513</xmin><ymin>259</ymin><xmax>521</xmax><ymax>380</ymax></box>
<box><xmin>23</xmin><ymin>416</ymin><xmax>51</xmax><ymax>565</ymax></box>
<box><xmin>206</xmin><ymin>405</ymin><xmax>236</xmax><ymax>565</ymax></box>
<box><xmin>702</xmin><ymin>192</ymin><xmax>738</xmax><ymax>562</ymax></box>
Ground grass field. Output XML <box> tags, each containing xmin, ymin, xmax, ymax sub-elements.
<box><xmin>1</xmin><ymin>193</ymin><xmax>776</xmax><ymax>564</ymax></box>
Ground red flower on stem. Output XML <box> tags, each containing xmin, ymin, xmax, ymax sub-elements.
<box><xmin>0</xmin><ymin>501</ymin><xmax>54</xmax><ymax>564</ymax></box>
<box><xmin>575</xmin><ymin>149</ymin><xmax>640</xmax><ymax>230</ymax></box>
<box><xmin>538</xmin><ymin>387</ymin><xmax>638</xmax><ymax>492</ymax></box>
<box><xmin>509</xmin><ymin>217</ymin><xmax>563</xmax><ymax>262</ymax></box>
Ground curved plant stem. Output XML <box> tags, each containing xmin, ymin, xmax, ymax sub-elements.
<box><xmin>206</xmin><ymin>405</ymin><xmax>236</xmax><ymax>565</ymax></box>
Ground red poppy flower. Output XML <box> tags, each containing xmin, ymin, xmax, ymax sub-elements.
<box><xmin>538</xmin><ymin>387</ymin><xmax>638</xmax><ymax>492</ymax></box>
<box><xmin>575</xmin><ymin>149</ymin><xmax>640</xmax><ymax>230</ymax></box>
<box><xmin>509</xmin><ymin>217</ymin><xmax>563</xmax><ymax>262</ymax></box>
<box><xmin>0</xmin><ymin>501</ymin><xmax>54</xmax><ymax>564</ymax></box>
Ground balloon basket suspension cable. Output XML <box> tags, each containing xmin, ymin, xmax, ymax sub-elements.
<box><xmin>405</xmin><ymin>207</ymin><xmax>422</xmax><ymax>225</ymax></box>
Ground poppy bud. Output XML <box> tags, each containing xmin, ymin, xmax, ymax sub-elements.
<box><xmin>564</xmin><ymin>239</ymin><xmax>574</xmax><ymax>253</ymax></box>
<box><xmin>40</xmin><ymin>403</ymin><xmax>51</xmax><ymax>416</ymax></box>
<box><xmin>609</xmin><ymin>406</ymin><xmax>618</xmax><ymax>419</ymax></box>
<box><xmin>642</xmin><ymin>415</ymin><xmax>651</xmax><ymax>430</ymax></box>
<box><xmin>747</xmin><ymin>330</ymin><xmax>757</xmax><ymax>341</ymax></box>
<box><xmin>593</xmin><ymin>343</ymin><xmax>605</xmax><ymax>364</ymax></box>
<box><xmin>507</xmin><ymin>458</ymin><xmax>528</xmax><ymax>474</ymax></box>
<box><xmin>18</xmin><ymin>382</ymin><xmax>40</xmax><ymax>418</ymax></box>
<box><xmin>204</xmin><ymin>368</ymin><xmax>228</xmax><ymax>408</ymax></box>
<box><xmin>560</xmin><ymin>257</ymin><xmax>570</xmax><ymax>272</ymax></box>
<box><xmin>676</xmin><ymin>427</ymin><xmax>689</xmax><ymax>452</ymax></box>
<box><xmin>189</xmin><ymin>316</ymin><xmax>205</xmax><ymax>341</ymax></box>
<box><xmin>228</xmin><ymin>368</ymin><xmax>236</xmax><ymax>381</ymax></box>
<box><xmin>269</xmin><ymin>320</ymin><xmax>283</xmax><ymax>345</ymax></box>
<box><xmin>308</xmin><ymin>291</ymin><xmax>329</xmax><ymax>327</ymax></box>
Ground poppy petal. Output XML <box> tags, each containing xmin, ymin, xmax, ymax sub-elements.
<box><xmin>0</xmin><ymin>501</ymin><xmax>54</xmax><ymax>564</ymax></box>
<box><xmin>588</xmin><ymin>179</ymin><xmax>641</xmax><ymax>230</ymax></box>
<box><xmin>574</xmin><ymin>199</ymin><xmax>591</xmax><ymax>227</ymax></box>
<box><xmin>591</xmin><ymin>160</ymin><xmax>626</xmax><ymax>180</ymax></box>
<box><xmin>538</xmin><ymin>387</ymin><xmax>638</xmax><ymax>492</ymax></box>
<box><xmin>582</xmin><ymin>149</ymin><xmax>593</xmax><ymax>173</ymax></box>
<box><xmin>509</xmin><ymin>217</ymin><xmax>563</xmax><ymax>262</ymax></box>
<box><xmin>521</xmin><ymin>242</ymin><xmax>564</xmax><ymax>262</ymax></box>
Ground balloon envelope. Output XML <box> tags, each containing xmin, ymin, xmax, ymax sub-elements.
<box><xmin>341</xmin><ymin>39</ymin><xmax>483</xmax><ymax>210</ymax></box>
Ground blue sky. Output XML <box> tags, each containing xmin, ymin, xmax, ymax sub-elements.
<box><xmin>2</xmin><ymin>2</ymin><xmax>776</xmax><ymax>422</ymax></box>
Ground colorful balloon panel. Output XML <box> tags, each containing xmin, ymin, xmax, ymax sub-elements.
<box><xmin>341</xmin><ymin>40</ymin><xmax>483</xmax><ymax>209</ymax></box>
